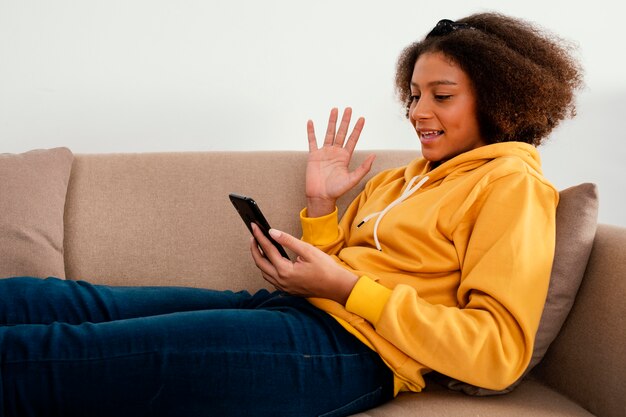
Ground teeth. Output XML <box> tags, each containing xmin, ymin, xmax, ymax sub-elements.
<box><xmin>421</xmin><ymin>130</ymin><xmax>441</xmax><ymax>137</ymax></box>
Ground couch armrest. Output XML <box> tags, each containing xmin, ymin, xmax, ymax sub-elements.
<box><xmin>533</xmin><ymin>224</ymin><xmax>626</xmax><ymax>417</ymax></box>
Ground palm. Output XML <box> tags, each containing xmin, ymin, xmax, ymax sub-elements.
<box><xmin>306</xmin><ymin>146</ymin><xmax>355</xmax><ymax>200</ymax></box>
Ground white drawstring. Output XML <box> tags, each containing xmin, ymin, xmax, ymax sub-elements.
<box><xmin>357</xmin><ymin>175</ymin><xmax>429</xmax><ymax>251</ymax></box>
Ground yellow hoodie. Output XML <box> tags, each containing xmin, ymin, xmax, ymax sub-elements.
<box><xmin>301</xmin><ymin>142</ymin><xmax>558</xmax><ymax>395</ymax></box>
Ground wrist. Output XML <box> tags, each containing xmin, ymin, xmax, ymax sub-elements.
<box><xmin>306</xmin><ymin>197</ymin><xmax>336</xmax><ymax>218</ymax></box>
<box><xmin>331</xmin><ymin>270</ymin><xmax>359</xmax><ymax>306</ymax></box>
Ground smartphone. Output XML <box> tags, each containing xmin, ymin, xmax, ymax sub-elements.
<box><xmin>229</xmin><ymin>193</ymin><xmax>290</xmax><ymax>259</ymax></box>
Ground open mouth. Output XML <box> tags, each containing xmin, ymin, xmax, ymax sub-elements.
<box><xmin>420</xmin><ymin>130</ymin><xmax>444</xmax><ymax>140</ymax></box>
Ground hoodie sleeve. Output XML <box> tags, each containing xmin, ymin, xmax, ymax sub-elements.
<box><xmin>345</xmin><ymin>172</ymin><xmax>558</xmax><ymax>390</ymax></box>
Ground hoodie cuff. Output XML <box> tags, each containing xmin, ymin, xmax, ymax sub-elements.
<box><xmin>300</xmin><ymin>207</ymin><xmax>339</xmax><ymax>245</ymax></box>
<box><xmin>346</xmin><ymin>276</ymin><xmax>393</xmax><ymax>325</ymax></box>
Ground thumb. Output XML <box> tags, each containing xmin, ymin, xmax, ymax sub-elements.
<box><xmin>350</xmin><ymin>153</ymin><xmax>376</xmax><ymax>185</ymax></box>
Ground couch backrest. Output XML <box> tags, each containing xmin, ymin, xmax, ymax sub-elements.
<box><xmin>63</xmin><ymin>150</ymin><xmax>416</xmax><ymax>289</ymax></box>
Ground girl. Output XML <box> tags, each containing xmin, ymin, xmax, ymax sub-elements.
<box><xmin>1</xmin><ymin>12</ymin><xmax>582</xmax><ymax>417</ymax></box>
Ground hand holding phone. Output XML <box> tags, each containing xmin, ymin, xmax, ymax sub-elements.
<box><xmin>229</xmin><ymin>193</ymin><xmax>290</xmax><ymax>259</ymax></box>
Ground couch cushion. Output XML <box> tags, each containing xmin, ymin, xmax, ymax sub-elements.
<box><xmin>0</xmin><ymin>148</ymin><xmax>74</xmax><ymax>279</ymax></box>
<box><xmin>352</xmin><ymin>378</ymin><xmax>594</xmax><ymax>416</ymax></box>
<box><xmin>446</xmin><ymin>183</ymin><xmax>599</xmax><ymax>395</ymax></box>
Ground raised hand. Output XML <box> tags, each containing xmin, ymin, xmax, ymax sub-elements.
<box><xmin>305</xmin><ymin>107</ymin><xmax>376</xmax><ymax>217</ymax></box>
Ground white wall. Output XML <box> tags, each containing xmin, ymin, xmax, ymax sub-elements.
<box><xmin>1</xmin><ymin>0</ymin><xmax>624</xmax><ymax>226</ymax></box>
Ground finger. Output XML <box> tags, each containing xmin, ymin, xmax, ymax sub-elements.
<box><xmin>268</xmin><ymin>228</ymin><xmax>311</xmax><ymax>260</ymax></box>
<box><xmin>307</xmin><ymin>120</ymin><xmax>317</xmax><ymax>152</ymax></box>
<box><xmin>255</xmin><ymin>262</ymin><xmax>281</xmax><ymax>290</ymax></box>
<box><xmin>251</xmin><ymin>223</ymin><xmax>287</xmax><ymax>265</ymax></box>
<box><xmin>250</xmin><ymin>235</ymin><xmax>278</xmax><ymax>277</ymax></box>
<box><xmin>323</xmin><ymin>107</ymin><xmax>339</xmax><ymax>146</ymax></box>
<box><xmin>250</xmin><ymin>244</ymin><xmax>285</xmax><ymax>293</ymax></box>
<box><xmin>333</xmin><ymin>107</ymin><xmax>353</xmax><ymax>147</ymax></box>
<box><xmin>344</xmin><ymin>116</ymin><xmax>365</xmax><ymax>154</ymax></box>
<box><xmin>261</xmin><ymin>274</ymin><xmax>283</xmax><ymax>292</ymax></box>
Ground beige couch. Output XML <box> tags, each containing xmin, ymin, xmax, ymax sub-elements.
<box><xmin>9</xmin><ymin>149</ymin><xmax>623</xmax><ymax>416</ymax></box>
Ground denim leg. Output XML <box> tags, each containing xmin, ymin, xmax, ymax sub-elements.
<box><xmin>0</xmin><ymin>277</ymin><xmax>263</xmax><ymax>325</ymax></box>
<box><xmin>0</xmin><ymin>280</ymin><xmax>394</xmax><ymax>417</ymax></box>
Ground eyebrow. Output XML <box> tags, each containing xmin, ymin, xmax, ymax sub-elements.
<box><xmin>410</xmin><ymin>80</ymin><xmax>458</xmax><ymax>88</ymax></box>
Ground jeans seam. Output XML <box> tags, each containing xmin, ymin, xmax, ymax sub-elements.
<box><xmin>2</xmin><ymin>349</ymin><xmax>371</xmax><ymax>365</ymax></box>
<box><xmin>2</xmin><ymin>350</ymin><xmax>159</xmax><ymax>365</ymax></box>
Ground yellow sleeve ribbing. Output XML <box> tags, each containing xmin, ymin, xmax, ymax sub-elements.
<box><xmin>346</xmin><ymin>276</ymin><xmax>393</xmax><ymax>325</ymax></box>
<box><xmin>299</xmin><ymin>207</ymin><xmax>339</xmax><ymax>245</ymax></box>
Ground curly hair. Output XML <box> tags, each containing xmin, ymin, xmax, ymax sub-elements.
<box><xmin>395</xmin><ymin>13</ymin><xmax>583</xmax><ymax>146</ymax></box>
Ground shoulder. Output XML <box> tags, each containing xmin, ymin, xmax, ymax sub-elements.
<box><xmin>479</xmin><ymin>146</ymin><xmax>556</xmax><ymax>194</ymax></box>
<box><xmin>456</xmin><ymin>149</ymin><xmax>559</xmax><ymax>217</ymax></box>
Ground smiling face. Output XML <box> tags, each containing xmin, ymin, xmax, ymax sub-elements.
<box><xmin>409</xmin><ymin>52</ymin><xmax>487</xmax><ymax>162</ymax></box>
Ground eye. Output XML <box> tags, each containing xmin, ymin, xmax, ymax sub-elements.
<box><xmin>435</xmin><ymin>95</ymin><xmax>452</xmax><ymax>101</ymax></box>
<box><xmin>410</xmin><ymin>95</ymin><xmax>420</xmax><ymax>103</ymax></box>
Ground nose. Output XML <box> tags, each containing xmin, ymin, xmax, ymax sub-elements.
<box><xmin>409</xmin><ymin>97</ymin><xmax>433</xmax><ymax>121</ymax></box>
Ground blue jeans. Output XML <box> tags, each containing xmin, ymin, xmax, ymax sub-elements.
<box><xmin>0</xmin><ymin>277</ymin><xmax>393</xmax><ymax>417</ymax></box>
